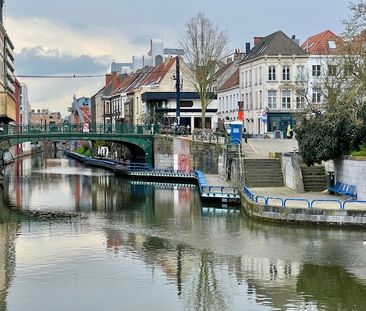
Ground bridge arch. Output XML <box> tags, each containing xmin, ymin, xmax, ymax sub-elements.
<box><xmin>0</xmin><ymin>131</ymin><xmax>154</xmax><ymax>168</ymax></box>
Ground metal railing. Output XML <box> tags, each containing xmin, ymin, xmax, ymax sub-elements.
<box><xmin>0</xmin><ymin>123</ymin><xmax>162</xmax><ymax>136</ymax></box>
<box><xmin>243</xmin><ymin>186</ymin><xmax>350</xmax><ymax>210</ymax></box>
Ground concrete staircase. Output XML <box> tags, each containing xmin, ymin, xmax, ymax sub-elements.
<box><xmin>243</xmin><ymin>159</ymin><xmax>284</xmax><ymax>187</ymax></box>
<box><xmin>300</xmin><ymin>166</ymin><xmax>327</xmax><ymax>192</ymax></box>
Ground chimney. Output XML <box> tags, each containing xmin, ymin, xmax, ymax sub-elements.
<box><xmin>245</xmin><ymin>42</ymin><xmax>251</xmax><ymax>55</ymax></box>
<box><xmin>291</xmin><ymin>35</ymin><xmax>300</xmax><ymax>46</ymax></box>
<box><xmin>253</xmin><ymin>37</ymin><xmax>263</xmax><ymax>46</ymax></box>
<box><xmin>234</xmin><ymin>49</ymin><xmax>241</xmax><ymax>60</ymax></box>
<box><xmin>0</xmin><ymin>0</ymin><xmax>4</xmax><ymax>23</ymax></box>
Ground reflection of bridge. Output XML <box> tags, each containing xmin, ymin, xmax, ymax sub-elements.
<box><xmin>0</xmin><ymin>124</ymin><xmax>160</xmax><ymax>167</ymax></box>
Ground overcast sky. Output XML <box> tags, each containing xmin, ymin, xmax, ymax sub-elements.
<box><xmin>4</xmin><ymin>0</ymin><xmax>350</xmax><ymax>115</ymax></box>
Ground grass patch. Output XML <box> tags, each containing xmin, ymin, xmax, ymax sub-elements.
<box><xmin>350</xmin><ymin>144</ymin><xmax>366</xmax><ymax>156</ymax></box>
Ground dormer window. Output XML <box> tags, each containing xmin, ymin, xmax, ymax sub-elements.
<box><xmin>328</xmin><ymin>40</ymin><xmax>337</xmax><ymax>49</ymax></box>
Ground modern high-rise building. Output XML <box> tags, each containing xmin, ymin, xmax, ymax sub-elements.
<box><xmin>20</xmin><ymin>83</ymin><xmax>31</xmax><ymax>125</ymax></box>
<box><xmin>0</xmin><ymin>1</ymin><xmax>16</xmax><ymax>123</ymax></box>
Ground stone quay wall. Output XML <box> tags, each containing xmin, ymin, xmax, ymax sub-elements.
<box><xmin>153</xmin><ymin>136</ymin><xmax>225</xmax><ymax>174</ymax></box>
<box><xmin>324</xmin><ymin>157</ymin><xmax>366</xmax><ymax>200</ymax></box>
<box><xmin>241</xmin><ymin>192</ymin><xmax>366</xmax><ymax>226</ymax></box>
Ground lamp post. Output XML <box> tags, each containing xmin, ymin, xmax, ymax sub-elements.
<box><xmin>175</xmin><ymin>56</ymin><xmax>181</xmax><ymax>126</ymax></box>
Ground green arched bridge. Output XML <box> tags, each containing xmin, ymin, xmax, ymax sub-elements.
<box><xmin>0</xmin><ymin>123</ymin><xmax>160</xmax><ymax>167</ymax></box>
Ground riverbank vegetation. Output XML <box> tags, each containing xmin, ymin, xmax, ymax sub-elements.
<box><xmin>297</xmin><ymin>1</ymin><xmax>366</xmax><ymax>165</ymax></box>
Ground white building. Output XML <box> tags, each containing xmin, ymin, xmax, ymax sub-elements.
<box><xmin>19</xmin><ymin>83</ymin><xmax>31</xmax><ymax>125</ymax></box>
<box><xmin>239</xmin><ymin>31</ymin><xmax>308</xmax><ymax>137</ymax></box>
<box><xmin>301</xmin><ymin>30</ymin><xmax>344</xmax><ymax>110</ymax></box>
<box><xmin>217</xmin><ymin>69</ymin><xmax>240</xmax><ymax>122</ymax></box>
<box><xmin>132</xmin><ymin>39</ymin><xmax>184</xmax><ymax>72</ymax></box>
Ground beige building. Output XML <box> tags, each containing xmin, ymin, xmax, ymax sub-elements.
<box><xmin>30</xmin><ymin>109</ymin><xmax>62</xmax><ymax>126</ymax></box>
<box><xmin>239</xmin><ymin>31</ymin><xmax>308</xmax><ymax>137</ymax></box>
<box><xmin>0</xmin><ymin>1</ymin><xmax>16</xmax><ymax>123</ymax></box>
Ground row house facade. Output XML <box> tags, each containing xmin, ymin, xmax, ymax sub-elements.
<box><xmin>217</xmin><ymin>69</ymin><xmax>240</xmax><ymax>122</ymax></box>
<box><xmin>216</xmin><ymin>50</ymin><xmax>244</xmax><ymax>123</ymax></box>
<box><xmin>239</xmin><ymin>31</ymin><xmax>308</xmax><ymax>136</ymax></box>
<box><xmin>301</xmin><ymin>30</ymin><xmax>344</xmax><ymax>111</ymax></box>
<box><xmin>97</xmin><ymin>57</ymin><xmax>218</xmax><ymax>130</ymax></box>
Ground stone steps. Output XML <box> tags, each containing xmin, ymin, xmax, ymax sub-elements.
<box><xmin>301</xmin><ymin>165</ymin><xmax>327</xmax><ymax>192</ymax></box>
<box><xmin>243</xmin><ymin>158</ymin><xmax>284</xmax><ymax>188</ymax></box>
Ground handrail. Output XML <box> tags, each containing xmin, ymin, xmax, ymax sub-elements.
<box><xmin>265</xmin><ymin>197</ymin><xmax>285</xmax><ymax>206</ymax></box>
<box><xmin>343</xmin><ymin>200</ymin><xmax>366</xmax><ymax>210</ymax></box>
<box><xmin>244</xmin><ymin>186</ymin><xmax>365</xmax><ymax>210</ymax></box>
<box><xmin>283</xmin><ymin>198</ymin><xmax>311</xmax><ymax>208</ymax></box>
<box><xmin>256</xmin><ymin>195</ymin><xmax>267</xmax><ymax>204</ymax></box>
<box><xmin>311</xmin><ymin>199</ymin><xmax>342</xmax><ymax>210</ymax></box>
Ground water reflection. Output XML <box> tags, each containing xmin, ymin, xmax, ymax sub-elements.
<box><xmin>0</xmin><ymin>152</ymin><xmax>365</xmax><ymax>310</ymax></box>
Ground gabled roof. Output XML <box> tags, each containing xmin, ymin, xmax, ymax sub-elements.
<box><xmin>301</xmin><ymin>30</ymin><xmax>344</xmax><ymax>55</ymax></box>
<box><xmin>136</xmin><ymin>57</ymin><xmax>176</xmax><ymax>88</ymax></box>
<box><xmin>218</xmin><ymin>69</ymin><xmax>239</xmax><ymax>92</ymax></box>
<box><xmin>243</xmin><ymin>31</ymin><xmax>307</xmax><ymax>62</ymax></box>
<box><xmin>112</xmin><ymin>57</ymin><xmax>176</xmax><ymax>96</ymax></box>
<box><xmin>215</xmin><ymin>61</ymin><xmax>234</xmax><ymax>78</ymax></box>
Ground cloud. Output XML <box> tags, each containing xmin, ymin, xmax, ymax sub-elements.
<box><xmin>23</xmin><ymin>77</ymin><xmax>104</xmax><ymax>116</ymax></box>
<box><xmin>16</xmin><ymin>46</ymin><xmax>108</xmax><ymax>75</ymax></box>
<box><xmin>6</xmin><ymin>16</ymin><xmax>146</xmax><ymax>60</ymax></box>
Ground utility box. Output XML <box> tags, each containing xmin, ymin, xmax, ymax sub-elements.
<box><xmin>230</xmin><ymin>121</ymin><xmax>243</xmax><ymax>145</ymax></box>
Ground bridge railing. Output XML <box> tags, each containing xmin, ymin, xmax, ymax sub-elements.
<box><xmin>0</xmin><ymin>124</ymin><xmax>162</xmax><ymax>136</ymax></box>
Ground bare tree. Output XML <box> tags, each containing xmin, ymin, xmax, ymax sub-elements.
<box><xmin>181</xmin><ymin>13</ymin><xmax>229</xmax><ymax>129</ymax></box>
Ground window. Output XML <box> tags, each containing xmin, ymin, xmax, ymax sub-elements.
<box><xmin>328</xmin><ymin>65</ymin><xmax>337</xmax><ymax>76</ymax></box>
<box><xmin>296</xmin><ymin>65</ymin><xmax>305</xmax><ymax>81</ymax></box>
<box><xmin>105</xmin><ymin>101</ymin><xmax>110</xmax><ymax>114</ymax></box>
<box><xmin>245</xmin><ymin>71</ymin><xmax>248</xmax><ymax>87</ymax></box>
<box><xmin>255</xmin><ymin>68</ymin><xmax>258</xmax><ymax>85</ymax></box>
<box><xmin>312</xmin><ymin>88</ymin><xmax>321</xmax><ymax>103</ymax></box>
<box><xmin>312</xmin><ymin>65</ymin><xmax>321</xmax><ymax>77</ymax></box>
<box><xmin>268</xmin><ymin>66</ymin><xmax>276</xmax><ymax>81</ymax></box>
<box><xmin>282</xmin><ymin>66</ymin><xmax>290</xmax><ymax>81</ymax></box>
<box><xmin>268</xmin><ymin>90</ymin><xmax>277</xmax><ymax>109</ymax></box>
<box><xmin>344</xmin><ymin>64</ymin><xmax>352</xmax><ymax>77</ymax></box>
<box><xmin>296</xmin><ymin>92</ymin><xmax>306</xmax><ymax>109</ymax></box>
<box><xmin>259</xmin><ymin>67</ymin><xmax>262</xmax><ymax>85</ymax></box>
<box><xmin>282</xmin><ymin>90</ymin><xmax>291</xmax><ymax>109</ymax></box>
<box><xmin>328</xmin><ymin>40</ymin><xmax>336</xmax><ymax>49</ymax></box>
<box><xmin>245</xmin><ymin>93</ymin><xmax>249</xmax><ymax>110</ymax></box>
<box><xmin>259</xmin><ymin>90</ymin><xmax>263</xmax><ymax>109</ymax></box>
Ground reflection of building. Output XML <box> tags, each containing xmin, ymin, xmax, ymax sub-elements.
<box><xmin>0</xmin><ymin>1</ymin><xmax>16</xmax><ymax>123</ymax></box>
<box><xmin>0</xmin><ymin>222</ymin><xmax>18</xmax><ymax>311</ymax></box>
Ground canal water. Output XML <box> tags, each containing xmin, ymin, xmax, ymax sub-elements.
<box><xmin>0</xmin><ymin>151</ymin><xmax>365</xmax><ymax>311</ymax></box>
